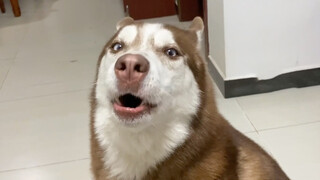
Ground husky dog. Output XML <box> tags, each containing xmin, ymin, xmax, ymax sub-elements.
<box><xmin>90</xmin><ymin>17</ymin><xmax>289</xmax><ymax>180</ymax></box>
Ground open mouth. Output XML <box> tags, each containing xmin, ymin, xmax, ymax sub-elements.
<box><xmin>113</xmin><ymin>93</ymin><xmax>155</xmax><ymax>120</ymax></box>
<box><xmin>119</xmin><ymin>94</ymin><xmax>143</xmax><ymax>108</ymax></box>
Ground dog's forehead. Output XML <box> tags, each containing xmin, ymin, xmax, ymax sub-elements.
<box><xmin>117</xmin><ymin>25</ymin><xmax>138</xmax><ymax>43</ymax></box>
<box><xmin>117</xmin><ymin>23</ymin><xmax>176</xmax><ymax>47</ymax></box>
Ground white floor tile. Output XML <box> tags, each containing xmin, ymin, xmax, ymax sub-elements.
<box><xmin>259</xmin><ymin>122</ymin><xmax>320</xmax><ymax>180</ymax></box>
<box><xmin>0</xmin><ymin>159</ymin><xmax>91</xmax><ymax>180</ymax></box>
<box><xmin>0</xmin><ymin>0</ymin><xmax>44</xmax><ymax>17</ymax></box>
<box><xmin>0</xmin><ymin>24</ymin><xmax>28</xmax><ymax>60</ymax></box>
<box><xmin>212</xmin><ymin>80</ymin><xmax>256</xmax><ymax>133</ymax></box>
<box><xmin>143</xmin><ymin>15</ymin><xmax>191</xmax><ymax>29</ymax></box>
<box><xmin>217</xmin><ymin>98</ymin><xmax>255</xmax><ymax>133</ymax></box>
<box><xmin>0</xmin><ymin>49</ymin><xmax>98</xmax><ymax>101</ymax></box>
<box><xmin>0</xmin><ymin>91</ymin><xmax>90</xmax><ymax>171</ymax></box>
<box><xmin>0</xmin><ymin>60</ymin><xmax>13</xmax><ymax>89</ymax></box>
<box><xmin>16</xmin><ymin>0</ymin><xmax>125</xmax><ymax>59</ymax></box>
<box><xmin>237</xmin><ymin>86</ymin><xmax>320</xmax><ymax>130</ymax></box>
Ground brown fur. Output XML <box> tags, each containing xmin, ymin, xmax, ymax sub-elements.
<box><xmin>90</xmin><ymin>18</ymin><xmax>290</xmax><ymax>180</ymax></box>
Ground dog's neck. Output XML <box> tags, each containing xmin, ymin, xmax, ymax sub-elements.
<box><xmin>94</xmin><ymin>106</ymin><xmax>192</xmax><ymax>180</ymax></box>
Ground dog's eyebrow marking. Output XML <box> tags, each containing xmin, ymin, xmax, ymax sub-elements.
<box><xmin>139</xmin><ymin>24</ymin><xmax>164</xmax><ymax>48</ymax></box>
<box><xmin>153</xmin><ymin>29</ymin><xmax>176</xmax><ymax>48</ymax></box>
<box><xmin>117</xmin><ymin>25</ymin><xmax>138</xmax><ymax>44</ymax></box>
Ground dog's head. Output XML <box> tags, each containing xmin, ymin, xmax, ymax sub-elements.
<box><xmin>95</xmin><ymin>17</ymin><xmax>206</xmax><ymax>127</ymax></box>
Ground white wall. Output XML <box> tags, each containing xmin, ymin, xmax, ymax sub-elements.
<box><xmin>208</xmin><ymin>0</ymin><xmax>320</xmax><ymax>80</ymax></box>
<box><xmin>207</xmin><ymin>0</ymin><xmax>226</xmax><ymax>77</ymax></box>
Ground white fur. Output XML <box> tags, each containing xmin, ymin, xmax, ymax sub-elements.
<box><xmin>140</xmin><ymin>24</ymin><xmax>162</xmax><ymax>49</ymax></box>
<box><xmin>117</xmin><ymin>25</ymin><xmax>138</xmax><ymax>44</ymax></box>
<box><xmin>194</xmin><ymin>29</ymin><xmax>203</xmax><ymax>50</ymax></box>
<box><xmin>94</xmin><ymin>23</ymin><xmax>201</xmax><ymax>180</ymax></box>
<box><xmin>153</xmin><ymin>28</ymin><xmax>175</xmax><ymax>47</ymax></box>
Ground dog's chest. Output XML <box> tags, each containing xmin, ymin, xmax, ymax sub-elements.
<box><xmin>94</xmin><ymin>107</ymin><xmax>191</xmax><ymax>180</ymax></box>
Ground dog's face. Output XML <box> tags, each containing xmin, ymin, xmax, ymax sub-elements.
<box><xmin>95</xmin><ymin>17</ymin><xmax>205</xmax><ymax>127</ymax></box>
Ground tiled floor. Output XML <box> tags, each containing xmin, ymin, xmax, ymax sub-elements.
<box><xmin>0</xmin><ymin>0</ymin><xmax>319</xmax><ymax>179</ymax></box>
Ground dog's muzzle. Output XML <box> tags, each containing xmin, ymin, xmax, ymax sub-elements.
<box><xmin>114</xmin><ymin>54</ymin><xmax>149</xmax><ymax>93</ymax></box>
<box><xmin>113</xmin><ymin>54</ymin><xmax>154</xmax><ymax>121</ymax></box>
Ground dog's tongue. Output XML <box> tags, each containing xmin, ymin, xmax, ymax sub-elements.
<box><xmin>113</xmin><ymin>103</ymin><xmax>148</xmax><ymax>119</ymax></box>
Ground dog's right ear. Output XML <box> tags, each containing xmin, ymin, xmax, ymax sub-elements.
<box><xmin>116</xmin><ymin>17</ymin><xmax>134</xmax><ymax>30</ymax></box>
<box><xmin>189</xmin><ymin>17</ymin><xmax>204</xmax><ymax>45</ymax></box>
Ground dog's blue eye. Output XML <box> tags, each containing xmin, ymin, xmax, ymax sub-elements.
<box><xmin>112</xmin><ymin>43</ymin><xmax>123</xmax><ymax>51</ymax></box>
<box><xmin>166</xmin><ymin>48</ymin><xmax>179</xmax><ymax>57</ymax></box>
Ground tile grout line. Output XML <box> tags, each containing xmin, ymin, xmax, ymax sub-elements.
<box><xmin>0</xmin><ymin>13</ymin><xmax>32</xmax><ymax>91</ymax></box>
<box><xmin>234</xmin><ymin>99</ymin><xmax>276</xmax><ymax>157</ymax></box>
<box><xmin>234</xmin><ymin>98</ymin><xmax>260</xmax><ymax>134</ymax></box>
<box><xmin>257</xmin><ymin>120</ymin><xmax>320</xmax><ymax>132</ymax></box>
<box><xmin>0</xmin><ymin>158</ymin><xmax>90</xmax><ymax>173</ymax></box>
<box><xmin>0</xmin><ymin>61</ymin><xmax>14</xmax><ymax>91</ymax></box>
<box><xmin>235</xmin><ymin>99</ymin><xmax>320</xmax><ymax>133</ymax></box>
<box><xmin>243</xmin><ymin>130</ymin><xmax>258</xmax><ymax>134</ymax></box>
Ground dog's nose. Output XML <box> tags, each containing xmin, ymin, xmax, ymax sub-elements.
<box><xmin>115</xmin><ymin>54</ymin><xmax>149</xmax><ymax>91</ymax></box>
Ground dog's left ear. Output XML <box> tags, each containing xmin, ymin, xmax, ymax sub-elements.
<box><xmin>189</xmin><ymin>17</ymin><xmax>204</xmax><ymax>46</ymax></box>
<box><xmin>116</xmin><ymin>17</ymin><xmax>134</xmax><ymax>30</ymax></box>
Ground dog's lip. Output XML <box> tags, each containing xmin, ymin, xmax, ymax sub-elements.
<box><xmin>112</xmin><ymin>94</ymin><xmax>156</xmax><ymax>119</ymax></box>
<box><xmin>113</xmin><ymin>102</ymin><xmax>149</xmax><ymax>119</ymax></box>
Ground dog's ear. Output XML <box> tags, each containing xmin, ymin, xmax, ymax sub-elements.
<box><xmin>116</xmin><ymin>17</ymin><xmax>134</xmax><ymax>30</ymax></box>
<box><xmin>189</xmin><ymin>17</ymin><xmax>204</xmax><ymax>46</ymax></box>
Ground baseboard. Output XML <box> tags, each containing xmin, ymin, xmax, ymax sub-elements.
<box><xmin>206</xmin><ymin>58</ymin><xmax>320</xmax><ymax>98</ymax></box>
